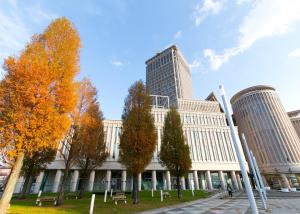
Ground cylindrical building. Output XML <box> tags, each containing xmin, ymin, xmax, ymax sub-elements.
<box><xmin>231</xmin><ymin>85</ymin><xmax>300</xmax><ymax>189</ymax></box>
<box><xmin>288</xmin><ymin>110</ymin><xmax>300</xmax><ymax>139</ymax></box>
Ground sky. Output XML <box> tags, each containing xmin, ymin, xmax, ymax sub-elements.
<box><xmin>1</xmin><ymin>0</ymin><xmax>300</xmax><ymax>119</ymax></box>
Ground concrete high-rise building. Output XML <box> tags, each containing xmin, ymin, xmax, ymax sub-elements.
<box><xmin>231</xmin><ymin>85</ymin><xmax>300</xmax><ymax>188</ymax></box>
<box><xmin>288</xmin><ymin>110</ymin><xmax>300</xmax><ymax>139</ymax></box>
<box><xmin>146</xmin><ymin>45</ymin><xmax>193</xmax><ymax>107</ymax></box>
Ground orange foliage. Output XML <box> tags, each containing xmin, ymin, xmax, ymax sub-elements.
<box><xmin>0</xmin><ymin>17</ymin><xmax>81</xmax><ymax>160</ymax></box>
<box><xmin>77</xmin><ymin>78</ymin><xmax>107</xmax><ymax>167</ymax></box>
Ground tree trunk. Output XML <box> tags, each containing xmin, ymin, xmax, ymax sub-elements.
<box><xmin>79</xmin><ymin>159</ymin><xmax>89</xmax><ymax>199</ymax></box>
<box><xmin>176</xmin><ymin>176</ymin><xmax>181</xmax><ymax>199</ymax></box>
<box><xmin>57</xmin><ymin>166</ymin><xmax>70</xmax><ymax>205</ymax></box>
<box><xmin>78</xmin><ymin>177</ymin><xmax>85</xmax><ymax>199</ymax></box>
<box><xmin>79</xmin><ymin>172</ymin><xmax>88</xmax><ymax>199</ymax></box>
<box><xmin>131</xmin><ymin>176</ymin><xmax>135</xmax><ymax>199</ymax></box>
<box><xmin>20</xmin><ymin>172</ymin><xmax>30</xmax><ymax>198</ymax></box>
<box><xmin>20</xmin><ymin>162</ymin><xmax>35</xmax><ymax>199</ymax></box>
<box><xmin>0</xmin><ymin>152</ymin><xmax>25</xmax><ymax>214</ymax></box>
<box><xmin>133</xmin><ymin>174</ymin><xmax>139</xmax><ymax>204</ymax></box>
<box><xmin>25</xmin><ymin>175</ymin><xmax>34</xmax><ymax>194</ymax></box>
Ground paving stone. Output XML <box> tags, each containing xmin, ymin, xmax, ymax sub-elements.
<box><xmin>139</xmin><ymin>191</ymin><xmax>300</xmax><ymax>214</ymax></box>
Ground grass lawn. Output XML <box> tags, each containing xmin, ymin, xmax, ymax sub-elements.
<box><xmin>8</xmin><ymin>190</ymin><xmax>210</xmax><ymax>214</ymax></box>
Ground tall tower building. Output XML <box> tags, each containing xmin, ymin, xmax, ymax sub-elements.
<box><xmin>231</xmin><ymin>85</ymin><xmax>300</xmax><ymax>188</ymax></box>
<box><xmin>145</xmin><ymin>45</ymin><xmax>193</xmax><ymax>106</ymax></box>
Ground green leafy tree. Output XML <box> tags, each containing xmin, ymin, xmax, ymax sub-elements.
<box><xmin>119</xmin><ymin>80</ymin><xmax>156</xmax><ymax>204</ymax></box>
<box><xmin>159</xmin><ymin>107</ymin><xmax>192</xmax><ymax>199</ymax></box>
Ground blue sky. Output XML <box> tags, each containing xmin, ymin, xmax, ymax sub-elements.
<box><xmin>1</xmin><ymin>0</ymin><xmax>300</xmax><ymax>119</ymax></box>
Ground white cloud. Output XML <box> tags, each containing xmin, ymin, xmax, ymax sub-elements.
<box><xmin>204</xmin><ymin>0</ymin><xmax>300</xmax><ymax>70</ymax></box>
<box><xmin>0</xmin><ymin>1</ymin><xmax>57</xmax><ymax>79</ymax></box>
<box><xmin>189</xmin><ymin>58</ymin><xmax>208</xmax><ymax>73</ymax></box>
<box><xmin>111</xmin><ymin>60</ymin><xmax>123</xmax><ymax>67</ymax></box>
<box><xmin>25</xmin><ymin>6</ymin><xmax>57</xmax><ymax>24</ymax></box>
<box><xmin>173</xmin><ymin>30</ymin><xmax>182</xmax><ymax>40</ymax></box>
<box><xmin>190</xmin><ymin>59</ymin><xmax>201</xmax><ymax>69</ymax></box>
<box><xmin>288</xmin><ymin>48</ymin><xmax>300</xmax><ymax>59</ymax></box>
<box><xmin>194</xmin><ymin>0</ymin><xmax>224</xmax><ymax>26</ymax></box>
<box><xmin>236</xmin><ymin>0</ymin><xmax>252</xmax><ymax>5</ymax></box>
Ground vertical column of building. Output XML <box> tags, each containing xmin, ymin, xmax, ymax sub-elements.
<box><xmin>138</xmin><ymin>173</ymin><xmax>142</xmax><ymax>191</ymax></box>
<box><xmin>193</xmin><ymin>171</ymin><xmax>200</xmax><ymax>190</ymax></box>
<box><xmin>70</xmin><ymin>170</ymin><xmax>79</xmax><ymax>192</ymax></box>
<box><xmin>236</xmin><ymin>173</ymin><xmax>243</xmax><ymax>190</ymax></box>
<box><xmin>121</xmin><ymin>170</ymin><xmax>127</xmax><ymax>192</ymax></box>
<box><xmin>180</xmin><ymin>177</ymin><xmax>186</xmax><ymax>190</ymax></box>
<box><xmin>152</xmin><ymin>171</ymin><xmax>157</xmax><ymax>190</ymax></box>
<box><xmin>218</xmin><ymin>171</ymin><xmax>226</xmax><ymax>190</ymax></box>
<box><xmin>166</xmin><ymin>171</ymin><xmax>171</xmax><ymax>190</ymax></box>
<box><xmin>130</xmin><ymin>177</ymin><xmax>133</xmax><ymax>191</ymax></box>
<box><xmin>205</xmin><ymin>171</ymin><xmax>213</xmax><ymax>190</ymax></box>
<box><xmin>14</xmin><ymin>176</ymin><xmax>25</xmax><ymax>193</ymax></box>
<box><xmin>106</xmin><ymin>170</ymin><xmax>111</xmax><ymax>191</ymax></box>
<box><xmin>88</xmin><ymin>170</ymin><xmax>95</xmax><ymax>192</ymax></box>
<box><xmin>230</xmin><ymin>171</ymin><xmax>239</xmax><ymax>191</ymax></box>
<box><xmin>33</xmin><ymin>171</ymin><xmax>44</xmax><ymax>193</ymax></box>
<box><xmin>171</xmin><ymin>48</ymin><xmax>179</xmax><ymax>106</ymax></box>
<box><xmin>52</xmin><ymin>170</ymin><xmax>62</xmax><ymax>193</ymax></box>
<box><xmin>200</xmin><ymin>172</ymin><xmax>206</xmax><ymax>190</ymax></box>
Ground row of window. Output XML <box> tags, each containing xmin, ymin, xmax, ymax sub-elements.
<box><xmin>184</xmin><ymin>129</ymin><xmax>236</xmax><ymax>162</ymax></box>
<box><xmin>153</xmin><ymin>112</ymin><xmax>226</xmax><ymax>127</ymax></box>
<box><xmin>147</xmin><ymin>52</ymin><xmax>173</xmax><ymax>72</ymax></box>
<box><xmin>104</xmin><ymin>126</ymin><xmax>121</xmax><ymax>160</ymax></box>
<box><xmin>104</xmin><ymin>125</ymin><xmax>236</xmax><ymax>163</ymax></box>
<box><xmin>147</xmin><ymin>65</ymin><xmax>174</xmax><ymax>86</ymax></box>
<box><xmin>149</xmin><ymin>79</ymin><xmax>175</xmax><ymax>94</ymax></box>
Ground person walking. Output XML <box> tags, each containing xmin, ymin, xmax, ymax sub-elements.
<box><xmin>227</xmin><ymin>184</ymin><xmax>233</xmax><ymax>198</ymax></box>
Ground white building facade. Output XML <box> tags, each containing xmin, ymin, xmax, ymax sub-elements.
<box><xmin>14</xmin><ymin>98</ymin><xmax>244</xmax><ymax>194</ymax></box>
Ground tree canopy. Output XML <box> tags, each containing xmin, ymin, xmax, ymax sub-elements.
<box><xmin>0</xmin><ymin>17</ymin><xmax>81</xmax><ymax>213</ymax></box>
<box><xmin>76</xmin><ymin>78</ymin><xmax>108</xmax><ymax>198</ymax></box>
<box><xmin>0</xmin><ymin>17</ymin><xmax>80</xmax><ymax>159</ymax></box>
<box><xmin>159</xmin><ymin>107</ymin><xmax>191</xmax><ymax>198</ymax></box>
<box><xmin>119</xmin><ymin>80</ymin><xmax>156</xmax><ymax>204</ymax></box>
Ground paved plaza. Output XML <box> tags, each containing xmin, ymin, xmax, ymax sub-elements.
<box><xmin>141</xmin><ymin>191</ymin><xmax>300</xmax><ymax>214</ymax></box>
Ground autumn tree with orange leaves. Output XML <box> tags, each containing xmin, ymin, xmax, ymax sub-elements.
<box><xmin>0</xmin><ymin>17</ymin><xmax>80</xmax><ymax>213</ymax></box>
<box><xmin>76</xmin><ymin>78</ymin><xmax>108</xmax><ymax>199</ymax></box>
<box><xmin>56</xmin><ymin>78</ymin><xmax>108</xmax><ymax>204</ymax></box>
<box><xmin>119</xmin><ymin>81</ymin><xmax>157</xmax><ymax>204</ymax></box>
